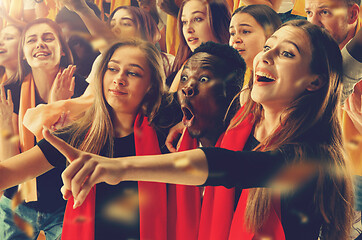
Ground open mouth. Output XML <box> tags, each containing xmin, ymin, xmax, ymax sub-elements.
<box><xmin>34</xmin><ymin>52</ymin><xmax>51</xmax><ymax>58</ymax></box>
<box><xmin>187</xmin><ymin>37</ymin><xmax>198</xmax><ymax>44</ymax></box>
<box><xmin>257</xmin><ymin>76</ymin><xmax>275</xmax><ymax>82</ymax></box>
<box><xmin>0</xmin><ymin>49</ymin><xmax>6</xmax><ymax>54</ymax></box>
<box><xmin>181</xmin><ymin>106</ymin><xmax>195</xmax><ymax>127</ymax></box>
<box><xmin>255</xmin><ymin>71</ymin><xmax>276</xmax><ymax>83</ymax></box>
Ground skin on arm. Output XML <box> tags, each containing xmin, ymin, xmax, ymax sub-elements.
<box><xmin>23</xmin><ymin>88</ymin><xmax>94</xmax><ymax>140</ymax></box>
<box><xmin>56</xmin><ymin>0</ymin><xmax>117</xmax><ymax>50</ymax></box>
<box><xmin>0</xmin><ymin>146</ymin><xmax>54</xmax><ymax>191</ymax></box>
<box><xmin>43</xmin><ymin>128</ymin><xmax>208</xmax><ymax>208</ymax></box>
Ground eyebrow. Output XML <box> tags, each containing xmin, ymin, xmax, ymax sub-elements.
<box><xmin>26</xmin><ymin>32</ymin><xmax>54</xmax><ymax>38</ymax></box>
<box><xmin>182</xmin><ymin>11</ymin><xmax>206</xmax><ymax>17</ymax></box>
<box><xmin>109</xmin><ymin>60</ymin><xmax>144</xmax><ymax>71</ymax></box>
<box><xmin>305</xmin><ymin>4</ymin><xmax>331</xmax><ymax>11</ymax></box>
<box><xmin>111</xmin><ymin>17</ymin><xmax>134</xmax><ymax>22</ymax></box>
<box><xmin>269</xmin><ymin>36</ymin><xmax>301</xmax><ymax>53</ymax></box>
<box><xmin>230</xmin><ymin>23</ymin><xmax>252</xmax><ymax>29</ymax></box>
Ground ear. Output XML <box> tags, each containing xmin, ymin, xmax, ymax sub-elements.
<box><xmin>61</xmin><ymin>50</ymin><xmax>65</xmax><ymax>56</ymax></box>
<box><xmin>347</xmin><ymin>4</ymin><xmax>359</xmax><ymax>24</ymax></box>
<box><xmin>306</xmin><ymin>77</ymin><xmax>325</xmax><ymax>92</ymax></box>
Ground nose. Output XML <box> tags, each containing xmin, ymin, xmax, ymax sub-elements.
<box><xmin>112</xmin><ymin>26</ymin><xmax>121</xmax><ymax>35</ymax></box>
<box><xmin>35</xmin><ymin>39</ymin><xmax>46</xmax><ymax>49</ymax></box>
<box><xmin>308</xmin><ymin>13</ymin><xmax>322</xmax><ymax>27</ymax></box>
<box><xmin>113</xmin><ymin>71</ymin><xmax>127</xmax><ymax>86</ymax></box>
<box><xmin>259</xmin><ymin>50</ymin><xmax>274</xmax><ymax>65</ymax></box>
<box><xmin>185</xmin><ymin>22</ymin><xmax>195</xmax><ymax>34</ymax></box>
<box><xmin>182</xmin><ymin>80</ymin><xmax>198</xmax><ymax>97</ymax></box>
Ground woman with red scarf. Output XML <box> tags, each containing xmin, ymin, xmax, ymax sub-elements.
<box><xmin>47</xmin><ymin>20</ymin><xmax>354</xmax><ymax>240</ymax></box>
<box><xmin>0</xmin><ymin>39</ymin><xmax>178</xmax><ymax>240</ymax></box>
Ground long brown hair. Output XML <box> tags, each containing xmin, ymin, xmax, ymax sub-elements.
<box><xmin>58</xmin><ymin>39</ymin><xmax>165</xmax><ymax>156</ymax></box>
<box><xmin>231</xmin><ymin>20</ymin><xmax>353</xmax><ymax>239</ymax></box>
<box><xmin>172</xmin><ymin>0</ymin><xmax>231</xmax><ymax>73</ymax></box>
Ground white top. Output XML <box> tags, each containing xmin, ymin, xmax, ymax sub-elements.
<box><xmin>341</xmin><ymin>44</ymin><xmax>362</xmax><ymax>103</ymax></box>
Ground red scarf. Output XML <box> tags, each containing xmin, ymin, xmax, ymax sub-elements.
<box><xmin>166</xmin><ymin>129</ymin><xmax>204</xmax><ymax>240</ymax></box>
<box><xmin>198</xmin><ymin>107</ymin><xmax>285</xmax><ymax>240</ymax></box>
<box><xmin>61</xmin><ymin>114</ymin><xmax>165</xmax><ymax>240</ymax></box>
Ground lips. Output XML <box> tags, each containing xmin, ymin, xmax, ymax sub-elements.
<box><xmin>33</xmin><ymin>51</ymin><xmax>51</xmax><ymax>58</ymax></box>
<box><xmin>181</xmin><ymin>105</ymin><xmax>195</xmax><ymax>128</ymax></box>
<box><xmin>0</xmin><ymin>48</ymin><xmax>6</xmax><ymax>54</ymax></box>
<box><xmin>254</xmin><ymin>69</ymin><xmax>277</xmax><ymax>85</ymax></box>
<box><xmin>109</xmin><ymin>89</ymin><xmax>127</xmax><ymax>96</ymax></box>
<box><xmin>187</xmin><ymin>37</ymin><xmax>199</xmax><ymax>44</ymax></box>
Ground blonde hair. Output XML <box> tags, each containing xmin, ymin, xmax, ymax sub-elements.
<box><xmin>58</xmin><ymin>39</ymin><xmax>165</xmax><ymax>156</ymax></box>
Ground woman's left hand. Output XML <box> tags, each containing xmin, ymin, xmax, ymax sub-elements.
<box><xmin>49</xmin><ymin>65</ymin><xmax>76</xmax><ymax>103</ymax></box>
<box><xmin>0</xmin><ymin>86</ymin><xmax>14</xmax><ymax>127</ymax></box>
<box><xmin>43</xmin><ymin>127</ymin><xmax>124</xmax><ymax>208</ymax></box>
<box><xmin>344</xmin><ymin>80</ymin><xmax>362</xmax><ymax>134</ymax></box>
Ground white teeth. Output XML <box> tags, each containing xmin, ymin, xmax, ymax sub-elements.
<box><xmin>256</xmin><ymin>71</ymin><xmax>276</xmax><ymax>80</ymax></box>
<box><xmin>35</xmin><ymin>52</ymin><xmax>50</xmax><ymax>57</ymax></box>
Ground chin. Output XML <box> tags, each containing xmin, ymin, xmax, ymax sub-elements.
<box><xmin>188</xmin><ymin>128</ymin><xmax>204</xmax><ymax>139</ymax></box>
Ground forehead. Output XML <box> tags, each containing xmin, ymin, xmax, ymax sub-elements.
<box><xmin>185</xmin><ymin>52</ymin><xmax>218</xmax><ymax>70</ymax></box>
<box><xmin>230</xmin><ymin>12</ymin><xmax>263</xmax><ymax>30</ymax></box>
<box><xmin>269</xmin><ymin>26</ymin><xmax>312</xmax><ymax>55</ymax></box>
<box><xmin>25</xmin><ymin>23</ymin><xmax>57</xmax><ymax>37</ymax></box>
<box><xmin>112</xmin><ymin>9</ymin><xmax>133</xmax><ymax>21</ymax></box>
<box><xmin>182</xmin><ymin>0</ymin><xmax>207</xmax><ymax>17</ymax></box>
<box><xmin>305</xmin><ymin>0</ymin><xmax>347</xmax><ymax>8</ymax></box>
<box><xmin>110</xmin><ymin>46</ymin><xmax>149</xmax><ymax>68</ymax></box>
<box><xmin>1</xmin><ymin>26</ymin><xmax>21</xmax><ymax>35</ymax></box>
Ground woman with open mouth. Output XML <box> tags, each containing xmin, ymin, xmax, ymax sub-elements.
<box><xmin>167</xmin><ymin>0</ymin><xmax>231</xmax><ymax>91</ymax></box>
<box><xmin>0</xmin><ymin>18</ymin><xmax>88</xmax><ymax>240</ymax></box>
<box><xmin>45</xmin><ymin>20</ymin><xmax>354</xmax><ymax>240</ymax></box>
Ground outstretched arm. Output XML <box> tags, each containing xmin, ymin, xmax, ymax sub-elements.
<box><xmin>56</xmin><ymin>0</ymin><xmax>117</xmax><ymax>50</ymax></box>
<box><xmin>43</xmin><ymin>127</ymin><xmax>208</xmax><ymax>207</ymax></box>
<box><xmin>0</xmin><ymin>146</ymin><xmax>54</xmax><ymax>191</ymax></box>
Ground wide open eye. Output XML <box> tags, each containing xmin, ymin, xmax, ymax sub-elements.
<box><xmin>199</xmin><ymin>76</ymin><xmax>209</xmax><ymax>83</ymax></box>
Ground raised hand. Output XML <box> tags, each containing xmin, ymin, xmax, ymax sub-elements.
<box><xmin>49</xmin><ymin>65</ymin><xmax>76</xmax><ymax>103</ymax></box>
<box><xmin>165</xmin><ymin>121</ymin><xmax>185</xmax><ymax>152</ymax></box>
<box><xmin>54</xmin><ymin>0</ymin><xmax>88</xmax><ymax>12</ymax></box>
<box><xmin>42</xmin><ymin>127</ymin><xmax>124</xmax><ymax>208</ymax></box>
<box><xmin>0</xmin><ymin>86</ymin><xmax>14</xmax><ymax>127</ymax></box>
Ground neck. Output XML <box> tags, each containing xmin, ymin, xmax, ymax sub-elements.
<box><xmin>339</xmin><ymin>21</ymin><xmax>358</xmax><ymax>49</ymax></box>
<box><xmin>112</xmin><ymin>111</ymin><xmax>136</xmax><ymax>138</ymax></box>
<box><xmin>32</xmin><ymin>66</ymin><xmax>59</xmax><ymax>103</ymax></box>
<box><xmin>4</xmin><ymin>66</ymin><xmax>16</xmax><ymax>79</ymax></box>
<box><xmin>254</xmin><ymin>106</ymin><xmax>282</xmax><ymax>142</ymax></box>
<box><xmin>198</xmin><ymin>126</ymin><xmax>225</xmax><ymax>147</ymax></box>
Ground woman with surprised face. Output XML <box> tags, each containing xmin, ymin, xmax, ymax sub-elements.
<box><xmin>46</xmin><ymin>20</ymin><xmax>354</xmax><ymax>240</ymax></box>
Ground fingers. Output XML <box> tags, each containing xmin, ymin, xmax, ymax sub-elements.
<box><xmin>7</xmin><ymin>89</ymin><xmax>13</xmax><ymax>105</ymax></box>
<box><xmin>165</xmin><ymin>122</ymin><xmax>185</xmax><ymax>152</ymax></box>
<box><xmin>72</xmin><ymin>165</ymin><xmax>104</xmax><ymax>207</ymax></box>
<box><xmin>61</xmin><ymin>185</ymin><xmax>72</xmax><ymax>200</ymax></box>
<box><xmin>69</xmin><ymin>76</ymin><xmax>75</xmax><ymax>93</ymax></box>
<box><xmin>0</xmin><ymin>86</ymin><xmax>6</xmax><ymax>102</ymax></box>
<box><xmin>42</xmin><ymin>126</ymin><xmax>80</xmax><ymax>162</ymax></box>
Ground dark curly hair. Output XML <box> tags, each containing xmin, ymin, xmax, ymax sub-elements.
<box><xmin>190</xmin><ymin>41</ymin><xmax>246</xmax><ymax>125</ymax></box>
